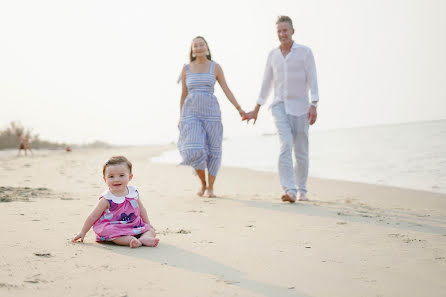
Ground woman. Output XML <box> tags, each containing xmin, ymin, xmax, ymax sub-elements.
<box><xmin>178</xmin><ymin>36</ymin><xmax>245</xmax><ymax>198</ymax></box>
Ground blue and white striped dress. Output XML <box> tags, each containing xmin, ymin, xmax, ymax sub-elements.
<box><xmin>178</xmin><ymin>61</ymin><xmax>223</xmax><ymax>176</ymax></box>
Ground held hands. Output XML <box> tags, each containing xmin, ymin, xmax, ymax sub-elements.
<box><xmin>243</xmin><ymin>110</ymin><xmax>258</xmax><ymax>124</ymax></box>
<box><xmin>72</xmin><ymin>231</ymin><xmax>86</xmax><ymax>243</ymax></box>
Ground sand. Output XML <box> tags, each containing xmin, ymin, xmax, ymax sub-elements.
<box><xmin>0</xmin><ymin>146</ymin><xmax>445</xmax><ymax>297</ymax></box>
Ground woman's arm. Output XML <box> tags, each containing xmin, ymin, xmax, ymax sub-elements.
<box><xmin>215</xmin><ymin>63</ymin><xmax>245</xmax><ymax>118</ymax></box>
<box><xmin>72</xmin><ymin>198</ymin><xmax>109</xmax><ymax>242</ymax></box>
<box><xmin>179</xmin><ymin>65</ymin><xmax>188</xmax><ymax>116</ymax></box>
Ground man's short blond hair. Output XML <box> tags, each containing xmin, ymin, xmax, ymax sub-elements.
<box><xmin>276</xmin><ymin>15</ymin><xmax>294</xmax><ymax>29</ymax></box>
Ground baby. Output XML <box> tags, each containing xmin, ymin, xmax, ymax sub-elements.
<box><xmin>72</xmin><ymin>156</ymin><xmax>159</xmax><ymax>248</ymax></box>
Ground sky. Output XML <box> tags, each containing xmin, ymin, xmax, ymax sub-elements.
<box><xmin>1</xmin><ymin>0</ymin><xmax>445</xmax><ymax>145</ymax></box>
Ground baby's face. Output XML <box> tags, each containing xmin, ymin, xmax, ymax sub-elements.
<box><xmin>103</xmin><ymin>163</ymin><xmax>133</xmax><ymax>195</ymax></box>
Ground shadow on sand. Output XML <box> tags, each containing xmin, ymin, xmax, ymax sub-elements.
<box><xmin>95</xmin><ymin>242</ymin><xmax>312</xmax><ymax>297</ymax></box>
<box><xmin>219</xmin><ymin>195</ymin><xmax>446</xmax><ymax>235</ymax></box>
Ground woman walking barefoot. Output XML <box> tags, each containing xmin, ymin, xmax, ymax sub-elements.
<box><xmin>178</xmin><ymin>36</ymin><xmax>245</xmax><ymax>198</ymax></box>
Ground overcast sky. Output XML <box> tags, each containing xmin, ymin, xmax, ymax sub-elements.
<box><xmin>1</xmin><ymin>0</ymin><xmax>445</xmax><ymax>145</ymax></box>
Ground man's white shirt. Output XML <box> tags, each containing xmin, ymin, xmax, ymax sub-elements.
<box><xmin>257</xmin><ymin>42</ymin><xmax>319</xmax><ymax>117</ymax></box>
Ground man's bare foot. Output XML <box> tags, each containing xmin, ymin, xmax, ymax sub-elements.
<box><xmin>129</xmin><ymin>237</ymin><xmax>142</xmax><ymax>248</ymax></box>
<box><xmin>281</xmin><ymin>192</ymin><xmax>296</xmax><ymax>203</ymax></box>
<box><xmin>207</xmin><ymin>188</ymin><xmax>216</xmax><ymax>198</ymax></box>
<box><xmin>197</xmin><ymin>184</ymin><xmax>207</xmax><ymax>197</ymax></box>
<box><xmin>140</xmin><ymin>237</ymin><xmax>160</xmax><ymax>247</ymax></box>
<box><xmin>298</xmin><ymin>193</ymin><xmax>309</xmax><ymax>201</ymax></box>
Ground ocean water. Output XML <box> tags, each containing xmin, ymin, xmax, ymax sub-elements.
<box><xmin>152</xmin><ymin>120</ymin><xmax>446</xmax><ymax>194</ymax></box>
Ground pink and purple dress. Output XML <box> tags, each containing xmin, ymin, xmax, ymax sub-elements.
<box><xmin>93</xmin><ymin>185</ymin><xmax>150</xmax><ymax>242</ymax></box>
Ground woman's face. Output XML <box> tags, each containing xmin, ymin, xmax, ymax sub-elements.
<box><xmin>191</xmin><ymin>38</ymin><xmax>208</xmax><ymax>58</ymax></box>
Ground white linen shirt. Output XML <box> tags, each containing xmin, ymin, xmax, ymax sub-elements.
<box><xmin>257</xmin><ymin>42</ymin><xmax>319</xmax><ymax>117</ymax></box>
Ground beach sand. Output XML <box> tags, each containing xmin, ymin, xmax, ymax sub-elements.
<box><xmin>0</xmin><ymin>146</ymin><xmax>445</xmax><ymax>297</ymax></box>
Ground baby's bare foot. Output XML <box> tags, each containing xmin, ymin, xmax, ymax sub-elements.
<box><xmin>129</xmin><ymin>237</ymin><xmax>142</xmax><ymax>248</ymax></box>
<box><xmin>140</xmin><ymin>237</ymin><xmax>160</xmax><ymax>247</ymax></box>
<box><xmin>207</xmin><ymin>188</ymin><xmax>216</xmax><ymax>198</ymax></box>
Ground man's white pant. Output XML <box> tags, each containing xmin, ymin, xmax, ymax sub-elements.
<box><xmin>272</xmin><ymin>103</ymin><xmax>309</xmax><ymax>196</ymax></box>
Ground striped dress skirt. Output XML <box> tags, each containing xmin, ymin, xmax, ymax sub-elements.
<box><xmin>178</xmin><ymin>90</ymin><xmax>223</xmax><ymax>176</ymax></box>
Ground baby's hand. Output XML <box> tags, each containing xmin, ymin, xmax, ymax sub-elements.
<box><xmin>72</xmin><ymin>232</ymin><xmax>86</xmax><ymax>243</ymax></box>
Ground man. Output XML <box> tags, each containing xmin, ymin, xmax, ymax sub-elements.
<box><xmin>245</xmin><ymin>16</ymin><xmax>319</xmax><ymax>203</ymax></box>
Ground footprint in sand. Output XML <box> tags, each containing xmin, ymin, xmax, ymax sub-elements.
<box><xmin>337</xmin><ymin>211</ymin><xmax>350</xmax><ymax>216</ymax></box>
<box><xmin>0</xmin><ymin>283</ymin><xmax>20</xmax><ymax>289</ymax></box>
<box><xmin>24</xmin><ymin>273</ymin><xmax>47</xmax><ymax>284</ymax></box>
<box><xmin>176</xmin><ymin>229</ymin><xmax>191</xmax><ymax>234</ymax></box>
<box><xmin>34</xmin><ymin>252</ymin><xmax>52</xmax><ymax>258</ymax></box>
<box><xmin>388</xmin><ymin>233</ymin><xmax>425</xmax><ymax>244</ymax></box>
<box><xmin>187</xmin><ymin>210</ymin><xmax>204</xmax><ymax>213</ymax></box>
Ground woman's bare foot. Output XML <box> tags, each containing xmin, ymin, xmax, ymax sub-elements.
<box><xmin>139</xmin><ymin>237</ymin><xmax>160</xmax><ymax>247</ymax></box>
<box><xmin>129</xmin><ymin>237</ymin><xmax>142</xmax><ymax>248</ymax></box>
<box><xmin>207</xmin><ymin>188</ymin><xmax>216</xmax><ymax>198</ymax></box>
<box><xmin>197</xmin><ymin>184</ymin><xmax>207</xmax><ymax>197</ymax></box>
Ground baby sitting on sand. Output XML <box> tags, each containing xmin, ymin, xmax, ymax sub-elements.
<box><xmin>72</xmin><ymin>156</ymin><xmax>159</xmax><ymax>248</ymax></box>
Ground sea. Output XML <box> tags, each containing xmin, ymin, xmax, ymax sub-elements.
<box><xmin>152</xmin><ymin>120</ymin><xmax>446</xmax><ymax>194</ymax></box>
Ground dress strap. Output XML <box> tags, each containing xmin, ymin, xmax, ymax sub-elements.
<box><xmin>209</xmin><ymin>61</ymin><xmax>215</xmax><ymax>74</ymax></box>
<box><xmin>185</xmin><ymin>64</ymin><xmax>191</xmax><ymax>73</ymax></box>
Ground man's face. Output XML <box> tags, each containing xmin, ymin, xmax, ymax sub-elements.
<box><xmin>276</xmin><ymin>22</ymin><xmax>294</xmax><ymax>45</ymax></box>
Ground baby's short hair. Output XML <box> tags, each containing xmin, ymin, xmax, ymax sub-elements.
<box><xmin>103</xmin><ymin>156</ymin><xmax>132</xmax><ymax>175</ymax></box>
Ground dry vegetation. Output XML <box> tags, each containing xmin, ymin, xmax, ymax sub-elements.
<box><xmin>0</xmin><ymin>121</ymin><xmax>110</xmax><ymax>150</ymax></box>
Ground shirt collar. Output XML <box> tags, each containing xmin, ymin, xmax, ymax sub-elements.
<box><xmin>277</xmin><ymin>41</ymin><xmax>299</xmax><ymax>54</ymax></box>
<box><xmin>101</xmin><ymin>185</ymin><xmax>138</xmax><ymax>204</ymax></box>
